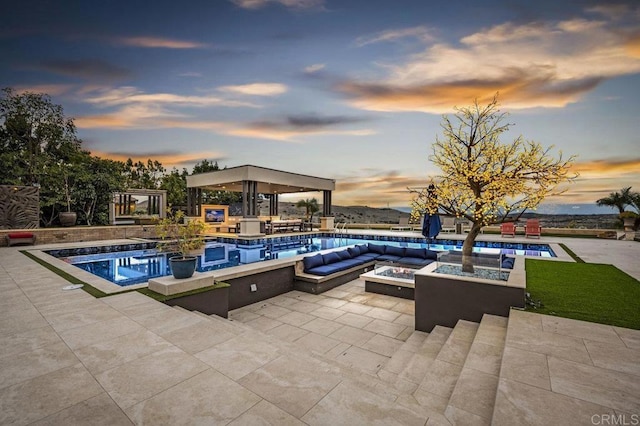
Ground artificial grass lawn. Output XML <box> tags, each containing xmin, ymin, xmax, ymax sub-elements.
<box><xmin>525</xmin><ymin>259</ymin><xmax>640</xmax><ymax>329</ymax></box>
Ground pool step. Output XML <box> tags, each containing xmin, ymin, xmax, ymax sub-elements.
<box><xmin>444</xmin><ymin>314</ymin><xmax>508</xmax><ymax>425</ymax></box>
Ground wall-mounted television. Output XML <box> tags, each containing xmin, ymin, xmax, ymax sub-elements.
<box><xmin>204</xmin><ymin>208</ymin><xmax>226</xmax><ymax>223</ymax></box>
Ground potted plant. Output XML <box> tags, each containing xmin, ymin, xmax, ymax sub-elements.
<box><xmin>619</xmin><ymin>211</ymin><xmax>639</xmax><ymax>231</ymax></box>
<box><xmin>155</xmin><ymin>209</ymin><xmax>206</xmax><ymax>279</ymax></box>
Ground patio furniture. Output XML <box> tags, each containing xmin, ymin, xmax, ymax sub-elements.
<box><xmin>525</xmin><ymin>219</ymin><xmax>542</xmax><ymax>238</ymax></box>
<box><xmin>6</xmin><ymin>232</ymin><xmax>36</xmax><ymax>246</ymax></box>
<box><xmin>391</xmin><ymin>217</ymin><xmax>411</xmax><ymax>231</ymax></box>
<box><xmin>441</xmin><ymin>216</ymin><xmax>456</xmax><ymax>233</ymax></box>
<box><xmin>500</xmin><ymin>222</ymin><xmax>516</xmax><ymax>237</ymax></box>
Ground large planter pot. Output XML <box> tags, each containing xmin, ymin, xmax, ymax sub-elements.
<box><xmin>169</xmin><ymin>256</ymin><xmax>197</xmax><ymax>279</ymax></box>
<box><xmin>59</xmin><ymin>212</ymin><xmax>77</xmax><ymax>227</ymax></box>
<box><xmin>622</xmin><ymin>218</ymin><xmax>636</xmax><ymax>231</ymax></box>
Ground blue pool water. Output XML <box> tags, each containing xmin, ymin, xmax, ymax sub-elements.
<box><xmin>45</xmin><ymin>234</ymin><xmax>555</xmax><ymax>287</ymax></box>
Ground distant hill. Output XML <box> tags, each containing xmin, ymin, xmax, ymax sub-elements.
<box><xmin>226</xmin><ymin>201</ymin><xmax>618</xmax><ymax>229</ymax></box>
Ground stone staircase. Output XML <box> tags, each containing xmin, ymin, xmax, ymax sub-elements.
<box><xmin>168</xmin><ymin>303</ymin><xmax>515</xmax><ymax>425</ymax></box>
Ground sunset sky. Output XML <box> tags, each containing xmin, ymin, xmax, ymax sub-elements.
<box><xmin>2</xmin><ymin>0</ymin><xmax>639</xmax><ymax>208</ymax></box>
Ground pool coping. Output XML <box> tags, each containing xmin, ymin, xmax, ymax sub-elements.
<box><xmin>24</xmin><ymin>236</ymin><xmax>570</xmax><ymax>295</ymax></box>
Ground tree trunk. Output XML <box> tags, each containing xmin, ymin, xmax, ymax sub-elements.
<box><xmin>461</xmin><ymin>222</ymin><xmax>483</xmax><ymax>273</ymax></box>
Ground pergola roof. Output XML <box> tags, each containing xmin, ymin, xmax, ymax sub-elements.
<box><xmin>186</xmin><ymin>165</ymin><xmax>335</xmax><ymax>194</ymax></box>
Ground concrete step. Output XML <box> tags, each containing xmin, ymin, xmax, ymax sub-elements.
<box><xmin>170</xmin><ymin>307</ymin><xmax>429</xmax><ymax>422</ymax></box>
<box><xmin>411</xmin><ymin>320</ymin><xmax>480</xmax><ymax>416</ymax></box>
<box><xmin>444</xmin><ymin>314</ymin><xmax>508</xmax><ymax>425</ymax></box>
<box><xmin>396</xmin><ymin>326</ymin><xmax>453</xmax><ymax>388</ymax></box>
<box><xmin>379</xmin><ymin>330</ymin><xmax>429</xmax><ymax>378</ymax></box>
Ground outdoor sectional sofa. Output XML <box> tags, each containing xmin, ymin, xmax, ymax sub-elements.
<box><xmin>294</xmin><ymin>243</ymin><xmax>438</xmax><ymax>294</ymax></box>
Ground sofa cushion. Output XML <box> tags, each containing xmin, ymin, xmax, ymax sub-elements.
<box><xmin>358</xmin><ymin>253</ymin><xmax>380</xmax><ymax>261</ymax></box>
<box><xmin>385</xmin><ymin>245</ymin><xmax>405</xmax><ymax>257</ymax></box>
<box><xmin>404</xmin><ymin>247</ymin><xmax>427</xmax><ymax>259</ymax></box>
<box><xmin>306</xmin><ymin>259</ymin><xmax>359</xmax><ymax>276</ymax></box>
<box><xmin>357</xmin><ymin>244</ymin><xmax>369</xmax><ymax>254</ymax></box>
<box><xmin>398</xmin><ymin>257</ymin><xmax>433</xmax><ymax>267</ymax></box>
<box><xmin>501</xmin><ymin>256</ymin><xmax>515</xmax><ymax>269</ymax></box>
<box><xmin>347</xmin><ymin>246</ymin><xmax>361</xmax><ymax>257</ymax></box>
<box><xmin>322</xmin><ymin>252</ymin><xmax>342</xmax><ymax>265</ymax></box>
<box><xmin>303</xmin><ymin>254</ymin><xmax>324</xmax><ymax>271</ymax></box>
<box><xmin>425</xmin><ymin>250</ymin><xmax>438</xmax><ymax>260</ymax></box>
<box><xmin>377</xmin><ymin>254</ymin><xmax>402</xmax><ymax>262</ymax></box>
<box><xmin>7</xmin><ymin>232</ymin><xmax>34</xmax><ymax>239</ymax></box>
<box><xmin>335</xmin><ymin>250</ymin><xmax>352</xmax><ymax>260</ymax></box>
<box><xmin>367</xmin><ymin>243</ymin><xmax>386</xmax><ymax>255</ymax></box>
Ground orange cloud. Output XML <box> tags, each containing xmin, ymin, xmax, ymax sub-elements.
<box><xmin>217</xmin><ymin>83</ymin><xmax>288</xmax><ymax>96</ymax></box>
<box><xmin>333</xmin><ymin>171</ymin><xmax>428</xmax><ymax>207</ymax></box>
<box><xmin>625</xmin><ymin>33</ymin><xmax>640</xmax><ymax>59</ymax></box>
<box><xmin>90</xmin><ymin>150</ymin><xmax>224</xmax><ymax>167</ymax></box>
<box><xmin>225</xmin><ymin>125</ymin><xmax>374</xmax><ymax>142</ymax></box>
<box><xmin>572</xmin><ymin>158</ymin><xmax>640</xmax><ymax>177</ymax></box>
<box><xmin>13</xmin><ymin>84</ymin><xmax>74</xmax><ymax>96</ymax></box>
<box><xmin>117</xmin><ymin>36</ymin><xmax>208</xmax><ymax>49</ymax></box>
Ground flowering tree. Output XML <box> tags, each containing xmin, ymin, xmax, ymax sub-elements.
<box><xmin>411</xmin><ymin>95</ymin><xmax>576</xmax><ymax>272</ymax></box>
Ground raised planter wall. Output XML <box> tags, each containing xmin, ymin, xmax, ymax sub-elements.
<box><xmin>0</xmin><ymin>225</ymin><xmax>159</xmax><ymax>247</ymax></box>
<box><xmin>414</xmin><ymin>258</ymin><xmax>526</xmax><ymax>332</ymax></box>
<box><xmin>226</xmin><ymin>266</ymin><xmax>296</xmax><ymax>310</ymax></box>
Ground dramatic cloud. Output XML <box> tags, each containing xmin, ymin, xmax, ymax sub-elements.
<box><xmin>544</xmin><ymin>157</ymin><xmax>640</xmax><ymax>203</ymax></box>
<box><xmin>573</xmin><ymin>158</ymin><xmax>640</xmax><ymax>177</ymax></box>
<box><xmin>37</xmin><ymin>59</ymin><xmax>131</xmax><ymax>82</ymax></box>
<box><xmin>339</xmin><ymin>14</ymin><xmax>640</xmax><ymax>113</ymax></box>
<box><xmin>75</xmin><ymin>86</ymin><xmax>258</xmax><ymax>129</ymax></box>
<box><xmin>116</xmin><ymin>36</ymin><xmax>208</xmax><ymax>49</ymax></box>
<box><xmin>333</xmin><ymin>170</ymin><xmax>427</xmax><ymax>207</ymax></box>
<box><xmin>217</xmin><ymin>83</ymin><xmax>288</xmax><ymax>96</ymax></box>
<box><xmin>231</xmin><ymin>0</ymin><xmax>323</xmax><ymax>10</ymax></box>
<box><xmin>83</xmin><ymin>87</ymin><xmax>257</xmax><ymax>108</ymax></box>
<box><xmin>354</xmin><ymin>25</ymin><xmax>433</xmax><ymax>47</ymax></box>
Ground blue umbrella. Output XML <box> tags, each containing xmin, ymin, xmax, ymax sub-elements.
<box><xmin>422</xmin><ymin>213</ymin><xmax>442</xmax><ymax>248</ymax></box>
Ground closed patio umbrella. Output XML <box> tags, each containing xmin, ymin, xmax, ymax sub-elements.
<box><xmin>422</xmin><ymin>213</ymin><xmax>442</xmax><ymax>248</ymax></box>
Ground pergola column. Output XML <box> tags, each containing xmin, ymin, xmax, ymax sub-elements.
<box><xmin>322</xmin><ymin>190</ymin><xmax>332</xmax><ymax>216</ymax></box>
<box><xmin>240</xmin><ymin>180</ymin><xmax>262</xmax><ymax>236</ymax></box>
<box><xmin>269</xmin><ymin>194</ymin><xmax>279</xmax><ymax>217</ymax></box>
<box><xmin>241</xmin><ymin>180</ymin><xmax>258</xmax><ymax>218</ymax></box>
<box><xmin>187</xmin><ymin>188</ymin><xmax>202</xmax><ymax>217</ymax></box>
<box><xmin>320</xmin><ymin>190</ymin><xmax>334</xmax><ymax>231</ymax></box>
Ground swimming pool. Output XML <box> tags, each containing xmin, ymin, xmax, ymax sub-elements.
<box><xmin>45</xmin><ymin>234</ymin><xmax>555</xmax><ymax>286</ymax></box>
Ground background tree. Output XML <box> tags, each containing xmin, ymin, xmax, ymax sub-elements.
<box><xmin>296</xmin><ymin>198</ymin><xmax>319</xmax><ymax>222</ymax></box>
<box><xmin>596</xmin><ymin>187</ymin><xmax>633</xmax><ymax>214</ymax></box>
<box><xmin>160</xmin><ymin>168</ymin><xmax>189</xmax><ymax>207</ymax></box>
<box><xmin>192</xmin><ymin>159</ymin><xmax>241</xmax><ymax>205</ymax></box>
<box><xmin>0</xmin><ymin>88</ymin><xmax>82</xmax><ymax>187</ymax></box>
<box><xmin>411</xmin><ymin>95</ymin><xmax>576</xmax><ymax>273</ymax></box>
<box><xmin>0</xmin><ymin>88</ymin><xmax>113</xmax><ymax>226</ymax></box>
<box><xmin>123</xmin><ymin>158</ymin><xmax>165</xmax><ymax>189</ymax></box>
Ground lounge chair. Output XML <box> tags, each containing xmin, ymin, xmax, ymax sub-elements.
<box><xmin>391</xmin><ymin>217</ymin><xmax>411</xmax><ymax>231</ymax></box>
<box><xmin>500</xmin><ymin>222</ymin><xmax>516</xmax><ymax>237</ymax></box>
<box><xmin>525</xmin><ymin>219</ymin><xmax>541</xmax><ymax>238</ymax></box>
<box><xmin>441</xmin><ymin>216</ymin><xmax>455</xmax><ymax>233</ymax></box>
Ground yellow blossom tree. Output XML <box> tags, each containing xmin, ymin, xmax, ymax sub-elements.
<box><xmin>411</xmin><ymin>95</ymin><xmax>576</xmax><ymax>273</ymax></box>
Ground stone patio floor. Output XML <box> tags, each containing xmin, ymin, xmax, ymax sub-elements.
<box><xmin>0</xmin><ymin>235</ymin><xmax>638</xmax><ymax>425</ymax></box>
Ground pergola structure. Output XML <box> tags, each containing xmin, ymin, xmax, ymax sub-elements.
<box><xmin>186</xmin><ymin>165</ymin><xmax>336</xmax><ymax>236</ymax></box>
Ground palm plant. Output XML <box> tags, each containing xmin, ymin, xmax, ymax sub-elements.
<box><xmin>296</xmin><ymin>198</ymin><xmax>319</xmax><ymax>222</ymax></box>
<box><xmin>596</xmin><ymin>187</ymin><xmax>632</xmax><ymax>213</ymax></box>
